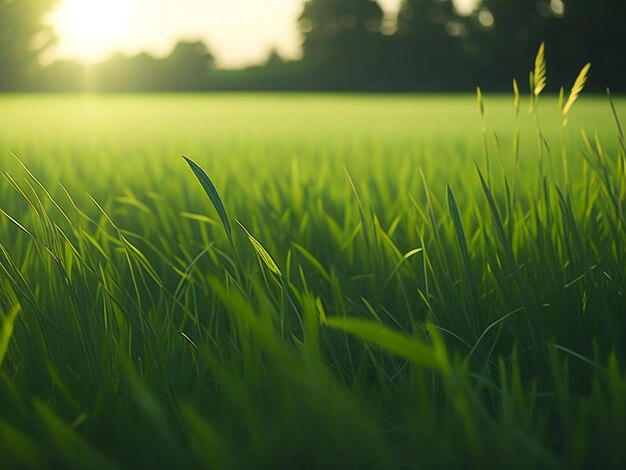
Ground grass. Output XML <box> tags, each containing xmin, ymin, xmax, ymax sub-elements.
<box><xmin>0</xmin><ymin>87</ymin><xmax>625</xmax><ymax>468</ymax></box>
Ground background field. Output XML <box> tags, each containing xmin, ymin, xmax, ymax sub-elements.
<box><xmin>2</xmin><ymin>94</ymin><xmax>622</xmax><ymax>201</ymax></box>
<box><xmin>1</xmin><ymin>94</ymin><xmax>625</xmax><ymax>468</ymax></box>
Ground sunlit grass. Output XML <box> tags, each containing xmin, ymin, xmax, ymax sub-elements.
<box><xmin>0</xmin><ymin>90</ymin><xmax>625</xmax><ymax>468</ymax></box>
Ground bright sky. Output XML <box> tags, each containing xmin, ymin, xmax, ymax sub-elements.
<box><xmin>47</xmin><ymin>0</ymin><xmax>478</xmax><ymax>68</ymax></box>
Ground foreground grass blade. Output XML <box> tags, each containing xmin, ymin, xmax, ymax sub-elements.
<box><xmin>236</xmin><ymin>220</ymin><xmax>282</xmax><ymax>276</ymax></box>
<box><xmin>0</xmin><ymin>305</ymin><xmax>20</xmax><ymax>366</ymax></box>
<box><xmin>291</xmin><ymin>242</ymin><xmax>331</xmax><ymax>282</ymax></box>
<box><xmin>182</xmin><ymin>155</ymin><xmax>232</xmax><ymax>240</ymax></box>
<box><xmin>607</xmin><ymin>88</ymin><xmax>626</xmax><ymax>154</ymax></box>
<box><xmin>0</xmin><ymin>418</ymin><xmax>45</xmax><ymax>469</ymax></box>
<box><xmin>447</xmin><ymin>185</ymin><xmax>472</xmax><ymax>276</ymax></box>
<box><xmin>33</xmin><ymin>401</ymin><xmax>117</xmax><ymax>469</ymax></box>
<box><xmin>326</xmin><ymin>316</ymin><xmax>445</xmax><ymax>371</ymax></box>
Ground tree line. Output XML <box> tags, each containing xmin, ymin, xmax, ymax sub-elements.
<box><xmin>1</xmin><ymin>0</ymin><xmax>625</xmax><ymax>92</ymax></box>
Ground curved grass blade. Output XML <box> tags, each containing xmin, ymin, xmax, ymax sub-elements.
<box><xmin>447</xmin><ymin>185</ymin><xmax>472</xmax><ymax>277</ymax></box>
<box><xmin>464</xmin><ymin>307</ymin><xmax>524</xmax><ymax>364</ymax></box>
<box><xmin>291</xmin><ymin>242</ymin><xmax>331</xmax><ymax>282</ymax></box>
<box><xmin>326</xmin><ymin>316</ymin><xmax>445</xmax><ymax>371</ymax></box>
<box><xmin>236</xmin><ymin>220</ymin><xmax>282</xmax><ymax>277</ymax></box>
<box><xmin>182</xmin><ymin>155</ymin><xmax>232</xmax><ymax>240</ymax></box>
<box><xmin>0</xmin><ymin>305</ymin><xmax>20</xmax><ymax>367</ymax></box>
<box><xmin>447</xmin><ymin>185</ymin><xmax>480</xmax><ymax>335</ymax></box>
<box><xmin>606</xmin><ymin>88</ymin><xmax>625</xmax><ymax>155</ymax></box>
<box><xmin>380</xmin><ymin>247</ymin><xmax>423</xmax><ymax>292</ymax></box>
<box><xmin>476</xmin><ymin>165</ymin><xmax>515</xmax><ymax>271</ymax></box>
<box><xmin>0</xmin><ymin>418</ymin><xmax>45</xmax><ymax>468</ymax></box>
<box><xmin>33</xmin><ymin>400</ymin><xmax>118</xmax><ymax>469</ymax></box>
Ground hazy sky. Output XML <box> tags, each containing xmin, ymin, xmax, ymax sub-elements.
<box><xmin>48</xmin><ymin>0</ymin><xmax>476</xmax><ymax>68</ymax></box>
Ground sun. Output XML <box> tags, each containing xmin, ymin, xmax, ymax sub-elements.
<box><xmin>50</xmin><ymin>0</ymin><xmax>132</xmax><ymax>61</ymax></box>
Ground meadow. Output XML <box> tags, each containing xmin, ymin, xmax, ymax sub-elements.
<box><xmin>0</xmin><ymin>90</ymin><xmax>625</xmax><ymax>468</ymax></box>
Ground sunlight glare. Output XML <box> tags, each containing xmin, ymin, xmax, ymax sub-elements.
<box><xmin>51</xmin><ymin>0</ymin><xmax>132</xmax><ymax>61</ymax></box>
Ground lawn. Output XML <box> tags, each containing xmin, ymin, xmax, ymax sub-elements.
<box><xmin>1</xmin><ymin>93</ymin><xmax>625</xmax><ymax>468</ymax></box>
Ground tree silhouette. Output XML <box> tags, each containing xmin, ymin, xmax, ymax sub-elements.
<box><xmin>297</xmin><ymin>0</ymin><xmax>387</xmax><ymax>90</ymax></box>
<box><xmin>299</xmin><ymin>0</ymin><xmax>384</xmax><ymax>65</ymax></box>
<box><xmin>5</xmin><ymin>0</ymin><xmax>626</xmax><ymax>92</ymax></box>
<box><xmin>164</xmin><ymin>41</ymin><xmax>215</xmax><ymax>90</ymax></box>
<box><xmin>90</xmin><ymin>41</ymin><xmax>214</xmax><ymax>92</ymax></box>
<box><xmin>467</xmin><ymin>0</ymin><xmax>554</xmax><ymax>87</ymax></box>
<box><xmin>0</xmin><ymin>0</ymin><xmax>59</xmax><ymax>90</ymax></box>
<box><xmin>94</xmin><ymin>52</ymin><xmax>164</xmax><ymax>92</ymax></box>
<box><xmin>464</xmin><ymin>0</ymin><xmax>626</xmax><ymax>90</ymax></box>
<box><xmin>396</xmin><ymin>0</ymin><xmax>471</xmax><ymax>89</ymax></box>
<box><xmin>541</xmin><ymin>0</ymin><xmax>626</xmax><ymax>90</ymax></box>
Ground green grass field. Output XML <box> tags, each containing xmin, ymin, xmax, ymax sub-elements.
<box><xmin>1</xmin><ymin>92</ymin><xmax>625</xmax><ymax>468</ymax></box>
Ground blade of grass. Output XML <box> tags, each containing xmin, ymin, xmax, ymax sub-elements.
<box><xmin>182</xmin><ymin>155</ymin><xmax>232</xmax><ymax>240</ymax></box>
<box><xmin>0</xmin><ymin>305</ymin><xmax>21</xmax><ymax>366</ymax></box>
<box><xmin>236</xmin><ymin>220</ymin><xmax>282</xmax><ymax>277</ymax></box>
<box><xmin>326</xmin><ymin>316</ymin><xmax>445</xmax><ymax>371</ymax></box>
